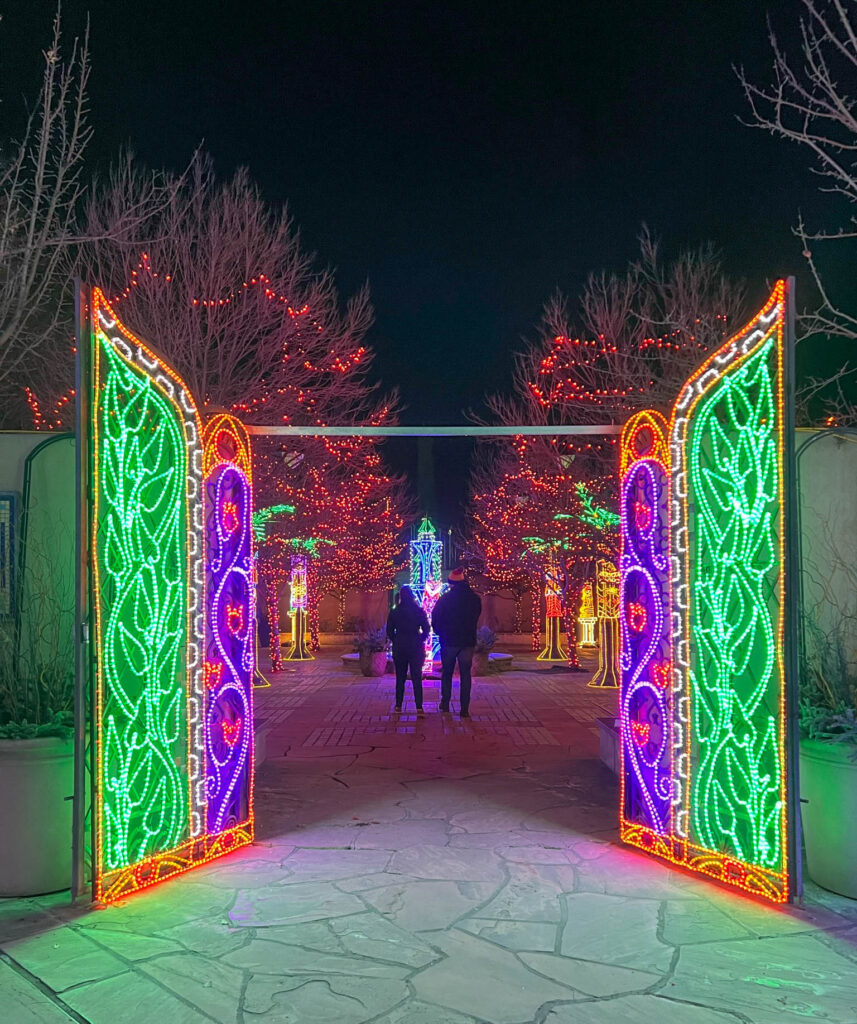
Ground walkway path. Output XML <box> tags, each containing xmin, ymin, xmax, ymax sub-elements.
<box><xmin>2</xmin><ymin>652</ymin><xmax>857</xmax><ymax>1023</ymax></box>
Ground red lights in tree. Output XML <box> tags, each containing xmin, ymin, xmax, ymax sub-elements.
<box><xmin>26</xmin><ymin>150</ymin><xmax>379</xmax><ymax>430</ymax></box>
<box><xmin>467</xmin><ymin>444</ymin><xmax>617</xmax><ymax>667</ymax></box>
<box><xmin>495</xmin><ymin>231</ymin><xmax>745</xmax><ymax>431</ymax></box>
<box><xmin>468</xmin><ymin>233</ymin><xmax>742</xmax><ymax>674</ymax></box>
<box><xmin>255</xmin><ymin>434</ymin><xmax>412</xmax><ymax>656</ymax></box>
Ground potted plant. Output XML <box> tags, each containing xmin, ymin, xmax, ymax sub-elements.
<box><xmin>472</xmin><ymin>626</ymin><xmax>496</xmax><ymax>677</ymax></box>
<box><xmin>0</xmin><ymin>534</ymin><xmax>75</xmax><ymax>897</ymax></box>
<box><xmin>798</xmin><ymin>621</ymin><xmax>857</xmax><ymax>898</ymax></box>
<box><xmin>354</xmin><ymin>628</ymin><xmax>389</xmax><ymax>677</ymax></box>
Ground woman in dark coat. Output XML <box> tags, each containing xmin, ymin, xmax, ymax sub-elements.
<box><xmin>386</xmin><ymin>586</ymin><xmax>430</xmax><ymax>714</ymax></box>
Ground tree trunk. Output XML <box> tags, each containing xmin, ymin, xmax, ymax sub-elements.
<box><xmin>307</xmin><ymin>564</ymin><xmax>321</xmax><ymax>651</ymax></box>
<box><xmin>266</xmin><ymin>583</ymin><xmax>282</xmax><ymax>672</ymax></box>
<box><xmin>531</xmin><ymin>577</ymin><xmax>541</xmax><ymax>653</ymax></box>
<box><xmin>563</xmin><ymin>582</ymin><xmax>581</xmax><ymax>669</ymax></box>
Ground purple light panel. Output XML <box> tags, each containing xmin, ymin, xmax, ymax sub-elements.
<box><xmin>203</xmin><ymin>418</ymin><xmax>255</xmax><ymax>835</ymax></box>
<box><xmin>619</xmin><ymin>413</ymin><xmax>673</xmax><ymax>842</ymax></box>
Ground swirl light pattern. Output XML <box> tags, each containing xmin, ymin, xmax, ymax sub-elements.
<box><xmin>203</xmin><ymin>415</ymin><xmax>255</xmax><ymax>835</ymax></box>
<box><xmin>619</xmin><ymin>412</ymin><xmax>673</xmax><ymax>846</ymax></box>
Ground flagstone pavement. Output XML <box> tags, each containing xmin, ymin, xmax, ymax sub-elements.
<box><xmin>3</xmin><ymin>649</ymin><xmax>857</xmax><ymax>1024</ymax></box>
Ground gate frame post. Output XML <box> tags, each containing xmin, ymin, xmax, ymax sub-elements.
<box><xmin>71</xmin><ymin>279</ymin><xmax>94</xmax><ymax>902</ymax></box>
<box><xmin>783</xmin><ymin>276</ymin><xmax>803</xmax><ymax>900</ymax></box>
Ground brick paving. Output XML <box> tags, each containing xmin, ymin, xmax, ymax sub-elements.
<box><xmin>2</xmin><ymin>649</ymin><xmax>857</xmax><ymax>1024</ymax></box>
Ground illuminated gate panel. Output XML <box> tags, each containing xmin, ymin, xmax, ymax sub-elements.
<box><xmin>619</xmin><ymin>282</ymin><xmax>793</xmax><ymax>903</ymax></box>
<box><xmin>672</xmin><ymin>282</ymin><xmax>787</xmax><ymax>899</ymax></box>
<box><xmin>202</xmin><ymin>415</ymin><xmax>255</xmax><ymax>835</ymax></box>
<box><xmin>619</xmin><ymin>412</ymin><xmax>673</xmax><ymax>846</ymax></box>
<box><xmin>91</xmin><ymin>291</ymin><xmax>253</xmax><ymax>903</ymax></box>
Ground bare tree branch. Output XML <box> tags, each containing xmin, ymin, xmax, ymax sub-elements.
<box><xmin>0</xmin><ymin>9</ymin><xmax>90</xmax><ymax>408</ymax></box>
<box><xmin>738</xmin><ymin>0</ymin><xmax>857</xmax><ymax>367</ymax></box>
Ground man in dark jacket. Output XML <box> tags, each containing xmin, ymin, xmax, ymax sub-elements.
<box><xmin>431</xmin><ymin>568</ymin><xmax>482</xmax><ymax>718</ymax></box>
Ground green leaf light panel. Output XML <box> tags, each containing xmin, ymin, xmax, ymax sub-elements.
<box><xmin>91</xmin><ymin>289</ymin><xmax>254</xmax><ymax>903</ymax></box>
<box><xmin>620</xmin><ymin>281</ymin><xmax>795</xmax><ymax>903</ymax></box>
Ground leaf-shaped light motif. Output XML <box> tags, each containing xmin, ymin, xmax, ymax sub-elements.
<box><xmin>96</xmin><ymin>336</ymin><xmax>189</xmax><ymax>871</ymax></box>
<box><xmin>685</xmin><ymin>336</ymin><xmax>784</xmax><ymax>872</ymax></box>
<box><xmin>622</xmin><ymin>285</ymin><xmax>790</xmax><ymax>902</ymax></box>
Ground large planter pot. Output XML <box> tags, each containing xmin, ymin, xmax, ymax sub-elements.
<box><xmin>472</xmin><ymin>651</ymin><xmax>491</xmax><ymax>677</ymax></box>
<box><xmin>359</xmin><ymin>651</ymin><xmax>388</xmax><ymax>677</ymax></box>
<box><xmin>799</xmin><ymin>738</ymin><xmax>857</xmax><ymax>899</ymax></box>
<box><xmin>0</xmin><ymin>736</ymin><xmax>73</xmax><ymax>896</ymax></box>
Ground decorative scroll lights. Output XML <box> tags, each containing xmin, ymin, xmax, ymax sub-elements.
<box><xmin>90</xmin><ymin>290</ymin><xmax>254</xmax><ymax>903</ymax></box>
<box><xmin>588</xmin><ymin>559</ymin><xmax>620</xmax><ymax>687</ymax></box>
<box><xmin>410</xmin><ymin>517</ymin><xmax>443</xmax><ymax>660</ymax></box>
<box><xmin>578</xmin><ymin>580</ymin><xmax>597</xmax><ymax>647</ymax></box>
<box><xmin>618</xmin><ymin>411</ymin><xmax>672</xmax><ymax>839</ymax></box>
<box><xmin>618</xmin><ymin>281</ymin><xmax>794</xmax><ymax>903</ymax></box>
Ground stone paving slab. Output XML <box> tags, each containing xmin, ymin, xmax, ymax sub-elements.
<box><xmin>0</xmin><ymin>959</ymin><xmax>79</xmax><ymax>1023</ymax></box>
<box><xmin>2</xmin><ymin>651</ymin><xmax>857</xmax><ymax>1023</ymax></box>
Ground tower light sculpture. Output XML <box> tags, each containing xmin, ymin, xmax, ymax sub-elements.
<box><xmin>285</xmin><ymin>552</ymin><xmax>312</xmax><ymax>660</ymax></box>
<box><xmin>536</xmin><ymin>546</ymin><xmax>568</xmax><ymax>661</ymax></box>
<box><xmin>578</xmin><ymin>580</ymin><xmax>597</xmax><ymax>647</ymax></box>
<box><xmin>588</xmin><ymin>558</ymin><xmax>621</xmax><ymax>688</ymax></box>
<box><xmin>410</xmin><ymin>516</ymin><xmax>443</xmax><ymax>660</ymax></box>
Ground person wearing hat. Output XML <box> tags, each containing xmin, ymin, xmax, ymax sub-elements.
<box><xmin>431</xmin><ymin>567</ymin><xmax>482</xmax><ymax>718</ymax></box>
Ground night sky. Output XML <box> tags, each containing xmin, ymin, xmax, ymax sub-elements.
<box><xmin>1</xmin><ymin>2</ymin><xmax>835</xmax><ymax>521</ymax></box>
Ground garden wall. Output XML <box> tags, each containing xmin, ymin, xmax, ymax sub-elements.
<box><xmin>798</xmin><ymin>428</ymin><xmax>857</xmax><ymax>681</ymax></box>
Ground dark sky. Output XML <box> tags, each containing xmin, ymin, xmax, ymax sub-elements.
<box><xmin>1</xmin><ymin>3</ymin><xmax>836</xmax><ymax>524</ymax></box>
<box><xmin>2</xmin><ymin>1</ymin><xmax>827</xmax><ymax>423</ymax></box>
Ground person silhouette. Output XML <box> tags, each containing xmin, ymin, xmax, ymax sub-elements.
<box><xmin>386</xmin><ymin>585</ymin><xmax>430</xmax><ymax>715</ymax></box>
<box><xmin>431</xmin><ymin>568</ymin><xmax>482</xmax><ymax>718</ymax></box>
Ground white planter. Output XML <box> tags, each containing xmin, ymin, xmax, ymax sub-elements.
<box><xmin>0</xmin><ymin>736</ymin><xmax>73</xmax><ymax>896</ymax></box>
<box><xmin>799</xmin><ymin>739</ymin><xmax>857</xmax><ymax>899</ymax></box>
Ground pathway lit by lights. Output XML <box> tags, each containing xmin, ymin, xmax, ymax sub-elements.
<box><xmin>3</xmin><ymin>651</ymin><xmax>856</xmax><ymax>1024</ymax></box>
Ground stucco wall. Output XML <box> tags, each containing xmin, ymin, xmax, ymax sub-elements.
<box><xmin>798</xmin><ymin>428</ymin><xmax>857</xmax><ymax>679</ymax></box>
